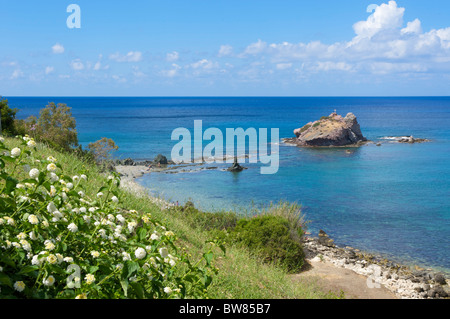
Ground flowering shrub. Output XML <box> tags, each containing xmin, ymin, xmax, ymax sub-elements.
<box><xmin>0</xmin><ymin>136</ymin><xmax>222</xmax><ymax>299</ymax></box>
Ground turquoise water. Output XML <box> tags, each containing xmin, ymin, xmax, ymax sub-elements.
<box><xmin>8</xmin><ymin>97</ymin><xmax>450</xmax><ymax>272</ymax></box>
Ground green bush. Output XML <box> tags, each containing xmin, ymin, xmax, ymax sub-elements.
<box><xmin>0</xmin><ymin>136</ymin><xmax>220</xmax><ymax>299</ymax></box>
<box><xmin>0</xmin><ymin>97</ymin><xmax>18</xmax><ymax>135</ymax></box>
<box><xmin>231</xmin><ymin>215</ymin><xmax>305</xmax><ymax>273</ymax></box>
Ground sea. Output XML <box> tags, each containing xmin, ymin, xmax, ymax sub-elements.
<box><xmin>7</xmin><ymin>96</ymin><xmax>450</xmax><ymax>273</ymax></box>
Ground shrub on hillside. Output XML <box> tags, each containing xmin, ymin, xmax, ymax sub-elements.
<box><xmin>0</xmin><ymin>97</ymin><xmax>18</xmax><ymax>135</ymax></box>
<box><xmin>231</xmin><ymin>215</ymin><xmax>305</xmax><ymax>273</ymax></box>
<box><xmin>0</xmin><ymin>136</ymin><xmax>220</xmax><ymax>299</ymax></box>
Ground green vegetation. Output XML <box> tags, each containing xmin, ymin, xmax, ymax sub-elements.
<box><xmin>232</xmin><ymin>216</ymin><xmax>305</xmax><ymax>273</ymax></box>
<box><xmin>299</xmin><ymin>124</ymin><xmax>311</xmax><ymax>133</ymax></box>
<box><xmin>0</xmin><ymin>136</ymin><xmax>221</xmax><ymax>299</ymax></box>
<box><xmin>0</xmin><ymin>97</ymin><xmax>18</xmax><ymax>135</ymax></box>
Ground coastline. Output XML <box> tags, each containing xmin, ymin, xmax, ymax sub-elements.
<box><xmin>115</xmin><ymin>164</ymin><xmax>448</xmax><ymax>299</ymax></box>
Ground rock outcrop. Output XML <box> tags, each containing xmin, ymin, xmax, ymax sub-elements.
<box><xmin>227</xmin><ymin>157</ymin><xmax>246</xmax><ymax>172</ymax></box>
<box><xmin>291</xmin><ymin>112</ymin><xmax>367</xmax><ymax>147</ymax></box>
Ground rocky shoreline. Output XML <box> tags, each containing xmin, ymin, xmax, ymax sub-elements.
<box><xmin>303</xmin><ymin>230</ymin><xmax>449</xmax><ymax>299</ymax></box>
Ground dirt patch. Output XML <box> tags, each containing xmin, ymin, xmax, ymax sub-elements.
<box><xmin>292</xmin><ymin>259</ymin><xmax>397</xmax><ymax>299</ymax></box>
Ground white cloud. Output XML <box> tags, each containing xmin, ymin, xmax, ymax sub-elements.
<box><xmin>242</xmin><ymin>40</ymin><xmax>267</xmax><ymax>56</ymax></box>
<box><xmin>276</xmin><ymin>63</ymin><xmax>292</xmax><ymax>70</ymax></box>
<box><xmin>218</xmin><ymin>45</ymin><xmax>233</xmax><ymax>57</ymax></box>
<box><xmin>11</xmin><ymin>69</ymin><xmax>24</xmax><ymax>79</ymax></box>
<box><xmin>70</xmin><ymin>59</ymin><xmax>85</xmax><ymax>71</ymax></box>
<box><xmin>190</xmin><ymin>59</ymin><xmax>218</xmax><ymax>70</ymax></box>
<box><xmin>45</xmin><ymin>66</ymin><xmax>54</xmax><ymax>75</ymax></box>
<box><xmin>353</xmin><ymin>1</ymin><xmax>404</xmax><ymax>39</ymax></box>
<box><xmin>230</xmin><ymin>1</ymin><xmax>450</xmax><ymax>78</ymax></box>
<box><xmin>109</xmin><ymin>51</ymin><xmax>143</xmax><ymax>62</ymax></box>
<box><xmin>161</xmin><ymin>64</ymin><xmax>181</xmax><ymax>78</ymax></box>
<box><xmin>401</xmin><ymin>19</ymin><xmax>422</xmax><ymax>35</ymax></box>
<box><xmin>52</xmin><ymin>43</ymin><xmax>65</xmax><ymax>54</ymax></box>
<box><xmin>166</xmin><ymin>51</ymin><xmax>179</xmax><ymax>62</ymax></box>
<box><xmin>112</xmin><ymin>74</ymin><xmax>127</xmax><ymax>83</ymax></box>
<box><xmin>132</xmin><ymin>66</ymin><xmax>146</xmax><ymax>78</ymax></box>
<box><xmin>314</xmin><ymin>61</ymin><xmax>353</xmax><ymax>72</ymax></box>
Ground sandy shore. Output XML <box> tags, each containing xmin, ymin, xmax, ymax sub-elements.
<box><xmin>114</xmin><ymin>164</ymin><xmax>448</xmax><ymax>299</ymax></box>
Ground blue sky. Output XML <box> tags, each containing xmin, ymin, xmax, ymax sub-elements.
<box><xmin>1</xmin><ymin>0</ymin><xmax>450</xmax><ymax>96</ymax></box>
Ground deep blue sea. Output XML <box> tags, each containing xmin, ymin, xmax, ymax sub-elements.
<box><xmin>7</xmin><ymin>96</ymin><xmax>450</xmax><ymax>273</ymax></box>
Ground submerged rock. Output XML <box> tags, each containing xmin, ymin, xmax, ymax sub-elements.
<box><xmin>291</xmin><ymin>112</ymin><xmax>367</xmax><ymax>147</ymax></box>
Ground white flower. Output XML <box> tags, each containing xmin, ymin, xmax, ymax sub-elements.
<box><xmin>11</xmin><ymin>147</ymin><xmax>21</xmax><ymax>158</ymax></box>
<box><xmin>164</xmin><ymin>287</ymin><xmax>172</xmax><ymax>294</ymax></box>
<box><xmin>14</xmin><ymin>281</ymin><xmax>26</xmax><ymax>292</ymax></box>
<box><xmin>20</xmin><ymin>240</ymin><xmax>31</xmax><ymax>252</ymax></box>
<box><xmin>49</xmin><ymin>185</ymin><xmax>56</xmax><ymax>197</ymax></box>
<box><xmin>78</xmin><ymin>191</ymin><xmax>84</xmax><ymax>197</ymax></box>
<box><xmin>47</xmin><ymin>202</ymin><xmax>57</xmax><ymax>213</ymax></box>
<box><xmin>150</xmin><ymin>233</ymin><xmax>160</xmax><ymax>241</ymax></box>
<box><xmin>63</xmin><ymin>257</ymin><xmax>73</xmax><ymax>263</ymax></box>
<box><xmin>159</xmin><ymin>247</ymin><xmax>169</xmax><ymax>258</ymax></box>
<box><xmin>29</xmin><ymin>231</ymin><xmax>37</xmax><ymax>240</ymax></box>
<box><xmin>48</xmin><ymin>172</ymin><xmax>59</xmax><ymax>182</ymax></box>
<box><xmin>47</xmin><ymin>254</ymin><xmax>58</xmax><ymax>264</ymax></box>
<box><xmin>47</xmin><ymin>156</ymin><xmax>57</xmax><ymax>162</ymax></box>
<box><xmin>96</xmin><ymin>192</ymin><xmax>104</xmax><ymax>198</ymax></box>
<box><xmin>43</xmin><ymin>275</ymin><xmax>56</xmax><ymax>287</ymax></box>
<box><xmin>127</xmin><ymin>221</ymin><xmax>137</xmax><ymax>232</ymax></box>
<box><xmin>135</xmin><ymin>247</ymin><xmax>146</xmax><ymax>260</ymax></box>
<box><xmin>66</xmin><ymin>182</ymin><xmax>74</xmax><ymax>189</ymax></box>
<box><xmin>31</xmin><ymin>254</ymin><xmax>39</xmax><ymax>265</ymax></box>
<box><xmin>111</xmin><ymin>196</ymin><xmax>119</xmax><ymax>203</ymax></box>
<box><xmin>56</xmin><ymin>253</ymin><xmax>64</xmax><ymax>264</ymax></box>
<box><xmin>47</xmin><ymin>163</ymin><xmax>57</xmax><ymax>172</ymax></box>
<box><xmin>68</xmin><ymin>223</ymin><xmax>78</xmax><ymax>233</ymax></box>
<box><xmin>89</xmin><ymin>207</ymin><xmax>96</xmax><ymax>213</ymax></box>
<box><xmin>122</xmin><ymin>252</ymin><xmax>131</xmax><ymax>261</ymax></box>
<box><xmin>116</xmin><ymin>214</ymin><xmax>125</xmax><ymax>223</ymax></box>
<box><xmin>17</xmin><ymin>232</ymin><xmax>27</xmax><ymax>240</ymax></box>
<box><xmin>29</xmin><ymin>168</ymin><xmax>40</xmax><ymax>179</ymax></box>
<box><xmin>80</xmin><ymin>174</ymin><xmax>87</xmax><ymax>180</ymax></box>
<box><xmin>28</xmin><ymin>214</ymin><xmax>39</xmax><ymax>225</ymax></box>
<box><xmin>83</xmin><ymin>215</ymin><xmax>91</xmax><ymax>224</ymax></box>
<box><xmin>91</xmin><ymin>251</ymin><xmax>100</xmax><ymax>258</ymax></box>
<box><xmin>73</xmin><ymin>175</ymin><xmax>79</xmax><ymax>181</ymax></box>
<box><xmin>85</xmin><ymin>274</ymin><xmax>95</xmax><ymax>285</ymax></box>
<box><xmin>27</xmin><ymin>140</ymin><xmax>36</xmax><ymax>147</ymax></box>
<box><xmin>44</xmin><ymin>240</ymin><xmax>56</xmax><ymax>251</ymax></box>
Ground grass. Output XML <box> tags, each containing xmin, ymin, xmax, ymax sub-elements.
<box><xmin>4</xmin><ymin>137</ymin><xmax>339</xmax><ymax>299</ymax></box>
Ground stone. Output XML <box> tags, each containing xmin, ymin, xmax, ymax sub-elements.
<box><xmin>123</xmin><ymin>158</ymin><xmax>134</xmax><ymax>166</ymax></box>
<box><xmin>434</xmin><ymin>273</ymin><xmax>447</xmax><ymax>285</ymax></box>
<box><xmin>227</xmin><ymin>157</ymin><xmax>246</xmax><ymax>172</ymax></box>
<box><xmin>153</xmin><ymin>154</ymin><xmax>168</xmax><ymax>165</ymax></box>
<box><xmin>291</xmin><ymin>112</ymin><xmax>367</xmax><ymax>147</ymax></box>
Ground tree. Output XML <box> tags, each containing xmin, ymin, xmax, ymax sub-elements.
<box><xmin>0</xmin><ymin>96</ymin><xmax>18</xmax><ymax>135</ymax></box>
<box><xmin>35</xmin><ymin>102</ymin><xmax>78</xmax><ymax>151</ymax></box>
<box><xmin>87</xmin><ymin>137</ymin><xmax>119</xmax><ymax>163</ymax></box>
